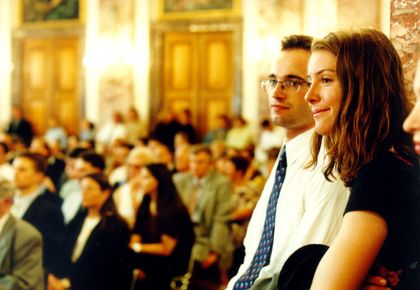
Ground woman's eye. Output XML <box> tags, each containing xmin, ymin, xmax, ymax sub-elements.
<box><xmin>321</xmin><ymin>77</ymin><xmax>333</xmax><ymax>84</ymax></box>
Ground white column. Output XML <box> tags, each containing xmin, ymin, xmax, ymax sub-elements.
<box><xmin>242</xmin><ymin>0</ymin><xmax>260</xmax><ymax>134</ymax></box>
<box><xmin>0</xmin><ymin>0</ymin><xmax>12</xmax><ymax>128</ymax></box>
<box><xmin>84</xmin><ymin>0</ymin><xmax>100</xmax><ymax>123</ymax></box>
<box><xmin>133</xmin><ymin>0</ymin><xmax>150</xmax><ymax>132</ymax></box>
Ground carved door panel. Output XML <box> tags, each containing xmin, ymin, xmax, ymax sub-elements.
<box><xmin>21</xmin><ymin>36</ymin><xmax>80</xmax><ymax>135</ymax></box>
<box><xmin>163</xmin><ymin>31</ymin><xmax>233</xmax><ymax>136</ymax></box>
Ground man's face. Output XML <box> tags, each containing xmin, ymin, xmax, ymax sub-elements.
<box><xmin>73</xmin><ymin>158</ymin><xmax>96</xmax><ymax>179</ymax></box>
<box><xmin>13</xmin><ymin>157</ymin><xmax>43</xmax><ymax>190</ymax></box>
<box><xmin>267</xmin><ymin>49</ymin><xmax>314</xmax><ymax>139</ymax></box>
<box><xmin>189</xmin><ymin>152</ymin><xmax>212</xmax><ymax>179</ymax></box>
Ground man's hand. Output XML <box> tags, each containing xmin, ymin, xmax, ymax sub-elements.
<box><xmin>201</xmin><ymin>252</ymin><xmax>219</xmax><ymax>269</ymax></box>
<box><xmin>361</xmin><ymin>275</ymin><xmax>391</xmax><ymax>290</ymax></box>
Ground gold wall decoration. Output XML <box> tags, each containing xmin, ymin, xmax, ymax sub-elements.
<box><xmin>159</xmin><ymin>0</ymin><xmax>241</xmax><ymax>19</ymax></box>
<box><xmin>19</xmin><ymin>0</ymin><xmax>85</xmax><ymax>27</ymax></box>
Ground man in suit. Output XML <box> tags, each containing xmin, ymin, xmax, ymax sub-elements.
<box><xmin>4</xmin><ymin>105</ymin><xmax>33</xmax><ymax>148</ymax></box>
<box><xmin>11</xmin><ymin>152</ymin><xmax>65</xmax><ymax>278</ymax></box>
<box><xmin>173</xmin><ymin>144</ymin><xmax>233</xmax><ymax>290</ymax></box>
<box><xmin>0</xmin><ymin>179</ymin><xmax>44</xmax><ymax>290</ymax></box>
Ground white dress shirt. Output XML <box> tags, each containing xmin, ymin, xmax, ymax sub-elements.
<box><xmin>227</xmin><ymin>129</ymin><xmax>349</xmax><ymax>290</ymax></box>
<box><xmin>71</xmin><ymin>216</ymin><xmax>100</xmax><ymax>262</ymax></box>
<box><xmin>11</xmin><ymin>188</ymin><xmax>43</xmax><ymax>219</ymax></box>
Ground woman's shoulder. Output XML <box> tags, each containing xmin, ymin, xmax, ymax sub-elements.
<box><xmin>357</xmin><ymin>151</ymin><xmax>418</xmax><ymax>184</ymax></box>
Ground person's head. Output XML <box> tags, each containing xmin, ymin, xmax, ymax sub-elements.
<box><xmin>232</xmin><ymin>116</ymin><xmax>247</xmax><ymax>128</ymax></box>
<box><xmin>0</xmin><ymin>179</ymin><xmax>14</xmax><ymax>217</ymax></box>
<box><xmin>11</xmin><ymin>105</ymin><xmax>24</xmax><ymax>120</ymax></box>
<box><xmin>80</xmin><ymin>173</ymin><xmax>113</xmax><ymax>214</ymax></box>
<box><xmin>210</xmin><ymin>139</ymin><xmax>226</xmax><ymax>159</ymax></box>
<box><xmin>74</xmin><ymin>151</ymin><xmax>105</xmax><ymax>178</ymax></box>
<box><xmin>178</xmin><ymin>109</ymin><xmax>192</xmax><ymax>125</ymax></box>
<box><xmin>262</xmin><ymin>35</ymin><xmax>314</xmax><ymax>141</ymax></box>
<box><xmin>126</xmin><ymin>147</ymin><xmax>153</xmax><ymax>181</ymax></box>
<box><xmin>65</xmin><ymin>147</ymin><xmax>88</xmax><ymax>179</ymax></box>
<box><xmin>151</xmin><ymin>143</ymin><xmax>173</xmax><ymax>166</ymax></box>
<box><xmin>174</xmin><ymin>131</ymin><xmax>190</xmax><ymax>150</ymax></box>
<box><xmin>48</xmin><ymin>116</ymin><xmax>60</xmax><ymax>128</ymax></box>
<box><xmin>112</xmin><ymin>111</ymin><xmax>124</xmax><ymax>124</ymax></box>
<box><xmin>29</xmin><ymin>137</ymin><xmax>51</xmax><ymax>158</ymax></box>
<box><xmin>261</xmin><ymin>119</ymin><xmax>272</xmax><ymax>130</ymax></box>
<box><xmin>0</xmin><ymin>142</ymin><xmax>10</xmax><ymax>164</ymax></box>
<box><xmin>12</xmin><ymin>152</ymin><xmax>46</xmax><ymax>194</ymax></box>
<box><xmin>127</xmin><ymin>107</ymin><xmax>139</xmax><ymax>121</ymax></box>
<box><xmin>111</xmin><ymin>141</ymin><xmax>133</xmax><ymax>167</ymax></box>
<box><xmin>305</xmin><ymin>28</ymin><xmax>414</xmax><ymax>183</ymax></box>
<box><xmin>189</xmin><ymin>144</ymin><xmax>213</xmax><ymax>179</ymax></box>
<box><xmin>216</xmin><ymin>114</ymin><xmax>231</xmax><ymax>129</ymax></box>
<box><xmin>403</xmin><ymin>61</ymin><xmax>420</xmax><ymax>155</ymax></box>
<box><xmin>174</xmin><ymin>144</ymin><xmax>190</xmax><ymax>173</ymax></box>
<box><xmin>139</xmin><ymin>163</ymin><xmax>177</xmax><ymax>199</ymax></box>
<box><xmin>225</xmin><ymin>156</ymin><xmax>249</xmax><ymax>182</ymax></box>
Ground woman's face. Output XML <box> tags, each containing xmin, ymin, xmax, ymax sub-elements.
<box><xmin>403</xmin><ymin>62</ymin><xmax>420</xmax><ymax>155</ymax></box>
<box><xmin>305</xmin><ymin>50</ymin><xmax>342</xmax><ymax>136</ymax></box>
<box><xmin>81</xmin><ymin>177</ymin><xmax>109</xmax><ymax>209</ymax></box>
<box><xmin>139</xmin><ymin>167</ymin><xmax>158</xmax><ymax>195</ymax></box>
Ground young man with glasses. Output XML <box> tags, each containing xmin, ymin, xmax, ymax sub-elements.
<box><xmin>226</xmin><ymin>35</ymin><xmax>350</xmax><ymax>290</ymax></box>
<box><xmin>227</xmin><ymin>35</ymin><xmax>393</xmax><ymax>290</ymax></box>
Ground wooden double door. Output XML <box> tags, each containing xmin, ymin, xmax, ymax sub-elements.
<box><xmin>20</xmin><ymin>36</ymin><xmax>80</xmax><ymax>135</ymax></box>
<box><xmin>163</xmin><ymin>31</ymin><xmax>234</xmax><ymax>136</ymax></box>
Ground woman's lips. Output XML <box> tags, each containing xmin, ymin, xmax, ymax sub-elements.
<box><xmin>312</xmin><ymin>108</ymin><xmax>329</xmax><ymax>117</ymax></box>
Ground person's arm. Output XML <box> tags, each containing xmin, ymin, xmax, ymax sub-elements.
<box><xmin>0</xmin><ymin>227</ymin><xmax>44</xmax><ymax>290</ymax></box>
<box><xmin>130</xmin><ymin>234</ymin><xmax>177</xmax><ymax>256</ymax></box>
<box><xmin>310</xmin><ymin>211</ymin><xmax>388</xmax><ymax>290</ymax></box>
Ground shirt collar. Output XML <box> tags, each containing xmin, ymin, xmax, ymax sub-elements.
<box><xmin>283</xmin><ymin>129</ymin><xmax>313</xmax><ymax>166</ymax></box>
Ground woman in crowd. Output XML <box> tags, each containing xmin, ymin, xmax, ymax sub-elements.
<box><xmin>130</xmin><ymin>163</ymin><xmax>194</xmax><ymax>290</ymax></box>
<box><xmin>302</xmin><ymin>29</ymin><xmax>419</xmax><ymax>289</ymax></box>
<box><xmin>49</xmin><ymin>173</ymin><xmax>132</xmax><ymax>290</ymax></box>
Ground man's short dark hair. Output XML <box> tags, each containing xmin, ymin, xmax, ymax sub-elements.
<box><xmin>281</xmin><ymin>35</ymin><xmax>313</xmax><ymax>51</ymax></box>
<box><xmin>189</xmin><ymin>144</ymin><xmax>212</xmax><ymax>159</ymax></box>
<box><xmin>16</xmin><ymin>152</ymin><xmax>47</xmax><ymax>174</ymax></box>
<box><xmin>68</xmin><ymin>147</ymin><xmax>88</xmax><ymax>159</ymax></box>
<box><xmin>80</xmin><ymin>151</ymin><xmax>106</xmax><ymax>171</ymax></box>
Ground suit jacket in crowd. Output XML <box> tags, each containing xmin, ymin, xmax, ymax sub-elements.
<box><xmin>0</xmin><ymin>215</ymin><xmax>44</xmax><ymax>290</ymax></box>
<box><xmin>22</xmin><ymin>190</ymin><xmax>65</xmax><ymax>276</ymax></box>
<box><xmin>173</xmin><ymin>169</ymin><xmax>234</xmax><ymax>271</ymax></box>
<box><xmin>5</xmin><ymin>118</ymin><xmax>33</xmax><ymax>147</ymax></box>
<box><xmin>62</xmin><ymin>210</ymin><xmax>132</xmax><ymax>290</ymax></box>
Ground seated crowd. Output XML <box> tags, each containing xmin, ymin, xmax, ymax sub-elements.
<box><xmin>0</xmin><ymin>107</ymin><xmax>275</xmax><ymax>290</ymax></box>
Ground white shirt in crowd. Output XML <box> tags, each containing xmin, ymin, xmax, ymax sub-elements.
<box><xmin>11</xmin><ymin>188</ymin><xmax>43</xmax><ymax>219</ymax></box>
<box><xmin>71</xmin><ymin>216</ymin><xmax>101</xmax><ymax>262</ymax></box>
<box><xmin>227</xmin><ymin>129</ymin><xmax>349</xmax><ymax>290</ymax></box>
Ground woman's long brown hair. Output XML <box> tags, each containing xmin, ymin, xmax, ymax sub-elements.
<box><xmin>308</xmin><ymin>28</ymin><xmax>415</xmax><ymax>186</ymax></box>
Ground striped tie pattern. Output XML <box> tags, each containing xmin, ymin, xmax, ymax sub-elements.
<box><xmin>233</xmin><ymin>147</ymin><xmax>287</xmax><ymax>289</ymax></box>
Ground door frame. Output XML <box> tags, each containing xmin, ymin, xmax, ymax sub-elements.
<box><xmin>150</xmin><ymin>18</ymin><xmax>243</xmax><ymax>130</ymax></box>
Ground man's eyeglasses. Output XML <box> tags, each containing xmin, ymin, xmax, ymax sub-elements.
<box><xmin>261</xmin><ymin>79</ymin><xmax>311</xmax><ymax>93</ymax></box>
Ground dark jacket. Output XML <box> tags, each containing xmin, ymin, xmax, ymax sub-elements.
<box><xmin>22</xmin><ymin>190</ymin><xmax>65</xmax><ymax>276</ymax></box>
<box><xmin>63</xmin><ymin>211</ymin><xmax>132</xmax><ymax>290</ymax></box>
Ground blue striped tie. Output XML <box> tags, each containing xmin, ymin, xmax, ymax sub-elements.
<box><xmin>233</xmin><ymin>147</ymin><xmax>287</xmax><ymax>289</ymax></box>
